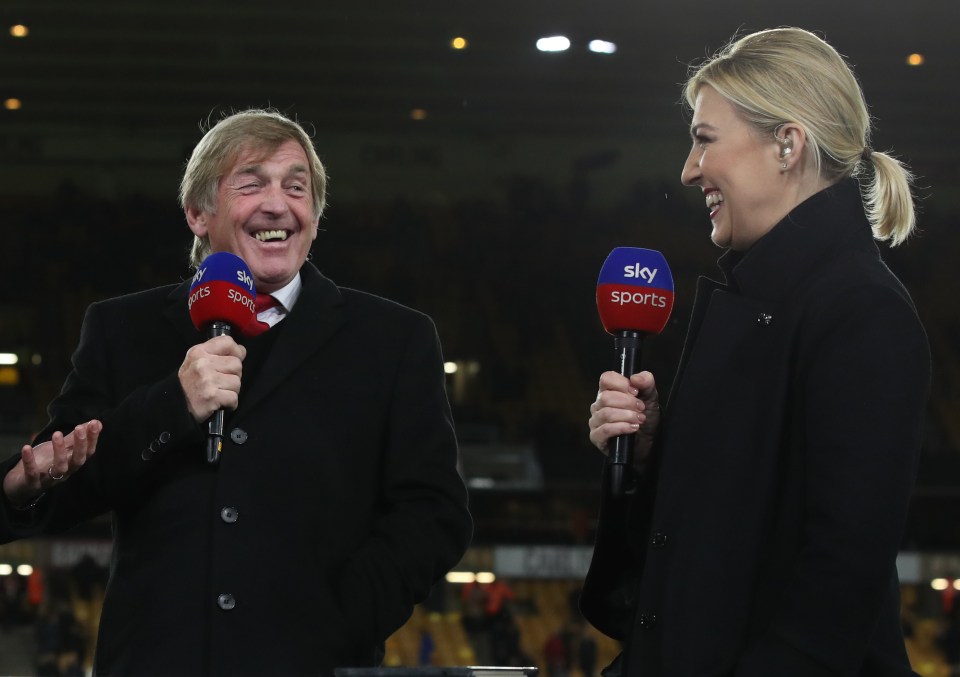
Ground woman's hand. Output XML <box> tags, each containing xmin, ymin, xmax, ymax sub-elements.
<box><xmin>588</xmin><ymin>371</ymin><xmax>661</xmax><ymax>463</ymax></box>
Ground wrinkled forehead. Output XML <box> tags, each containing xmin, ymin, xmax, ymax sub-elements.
<box><xmin>220</xmin><ymin>138</ymin><xmax>291</xmax><ymax>176</ymax></box>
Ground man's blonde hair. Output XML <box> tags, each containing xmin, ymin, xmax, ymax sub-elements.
<box><xmin>180</xmin><ymin>108</ymin><xmax>328</xmax><ymax>266</ymax></box>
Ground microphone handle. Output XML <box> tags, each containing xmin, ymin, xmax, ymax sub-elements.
<box><xmin>607</xmin><ymin>330</ymin><xmax>643</xmax><ymax>498</ymax></box>
<box><xmin>206</xmin><ymin>321</ymin><xmax>232</xmax><ymax>465</ymax></box>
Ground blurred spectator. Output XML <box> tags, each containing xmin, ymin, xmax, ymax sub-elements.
<box><xmin>483</xmin><ymin>578</ymin><xmax>516</xmax><ymax>621</ymax></box>
<box><xmin>544</xmin><ymin>629</ymin><xmax>569</xmax><ymax>677</ymax></box>
<box><xmin>461</xmin><ymin>581</ymin><xmax>491</xmax><ymax>663</ymax></box>
<box><xmin>418</xmin><ymin>628</ymin><xmax>435</xmax><ymax>666</ymax></box>
<box><xmin>1</xmin><ymin>573</ymin><xmax>25</xmax><ymax>631</ymax></box>
<box><xmin>27</xmin><ymin>568</ymin><xmax>45</xmax><ymax>610</ymax></box>
<box><xmin>489</xmin><ymin>609</ymin><xmax>524</xmax><ymax>665</ymax></box>
<box><xmin>938</xmin><ymin>602</ymin><xmax>960</xmax><ymax>676</ymax></box>
<box><xmin>576</xmin><ymin>623</ymin><xmax>598</xmax><ymax>677</ymax></box>
<box><xmin>35</xmin><ymin>604</ymin><xmax>60</xmax><ymax>676</ymax></box>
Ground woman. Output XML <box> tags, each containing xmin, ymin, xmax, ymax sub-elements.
<box><xmin>582</xmin><ymin>28</ymin><xmax>930</xmax><ymax>676</ymax></box>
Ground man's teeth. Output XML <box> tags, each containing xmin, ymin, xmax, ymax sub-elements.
<box><xmin>254</xmin><ymin>230</ymin><xmax>288</xmax><ymax>242</ymax></box>
<box><xmin>706</xmin><ymin>192</ymin><xmax>724</xmax><ymax>209</ymax></box>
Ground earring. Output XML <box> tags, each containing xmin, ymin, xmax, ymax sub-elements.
<box><xmin>780</xmin><ymin>146</ymin><xmax>792</xmax><ymax>171</ymax></box>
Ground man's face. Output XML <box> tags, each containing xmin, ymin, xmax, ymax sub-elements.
<box><xmin>187</xmin><ymin>139</ymin><xmax>319</xmax><ymax>292</ymax></box>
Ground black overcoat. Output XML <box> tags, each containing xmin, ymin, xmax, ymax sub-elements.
<box><xmin>581</xmin><ymin>180</ymin><xmax>931</xmax><ymax>676</ymax></box>
<box><xmin>1</xmin><ymin>262</ymin><xmax>472</xmax><ymax>676</ymax></box>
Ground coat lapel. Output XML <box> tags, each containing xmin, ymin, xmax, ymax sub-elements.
<box><xmin>234</xmin><ymin>263</ymin><xmax>345</xmax><ymax>417</ymax></box>
<box><xmin>163</xmin><ymin>279</ymin><xmax>206</xmax><ymax>345</ymax></box>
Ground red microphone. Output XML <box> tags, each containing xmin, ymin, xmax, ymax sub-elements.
<box><xmin>188</xmin><ymin>252</ymin><xmax>257</xmax><ymax>464</ymax></box>
<box><xmin>596</xmin><ymin>248</ymin><xmax>675</xmax><ymax>497</ymax></box>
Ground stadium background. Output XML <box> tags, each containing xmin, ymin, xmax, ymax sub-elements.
<box><xmin>1</xmin><ymin>0</ymin><xmax>958</xmax><ymax>674</ymax></box>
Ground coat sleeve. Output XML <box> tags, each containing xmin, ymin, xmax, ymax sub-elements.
<box><xmin>332</xmin><ymin>314</ymin><xmax>472</xmax><ymax>647</ymax></box>
<box><xmin>0</xmin><ymin>301</ymin><xmax>203</xmax><ymax>535</ymax></box>
<box><xmin>736</xmin><ymin>283</ymin><xmax>930</xmax><ymax>676</ymax></box>
<box><xmin>579</xmin><ymin>450</ymin><xmax>661</xmax><ymax>640</ymax></box>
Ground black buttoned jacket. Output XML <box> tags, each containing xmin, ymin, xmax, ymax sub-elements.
<box><xmin>581</xmin><ymin>180</ymin><xmax>930</xmax><ymax>676</ymax></box>
<box><xmin>1</xmin><ymin>263</ymin><xmax>472</xmax><ymax>676</ymax></box>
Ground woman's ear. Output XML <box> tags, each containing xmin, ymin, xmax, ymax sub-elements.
<box><xmin>775</xmin><ymin>123</ymin><xmax>807</xmax><ymax>172</ymax></box>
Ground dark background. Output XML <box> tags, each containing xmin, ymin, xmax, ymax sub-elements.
<box><xmin>1</xmin><ymin>0</ymin><xmax>957</xmax><ymax>547</ymax></box>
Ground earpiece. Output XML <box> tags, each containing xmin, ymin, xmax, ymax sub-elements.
<box><xmin>776</xmin><ymin>133</ymin><xmax>793</xmax><ymax>171</ymax></box>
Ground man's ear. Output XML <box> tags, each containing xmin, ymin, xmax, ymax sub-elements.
<box><xmin>185</xmin><ymin>206</ymin><xmax>208</xmax><ymax>237</ymax></box>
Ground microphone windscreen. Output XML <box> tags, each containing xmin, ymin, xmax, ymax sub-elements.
<box><xmin>597</xmin><ymin>247</ymin><xmax>675</xmax><ymax>335</ymax></box>
<box><xmin>188</xmin><ymin>252</ymin><xmax>257</xmax><ymax>333</ymax></box>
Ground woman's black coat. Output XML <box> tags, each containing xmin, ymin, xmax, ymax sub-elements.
<box><xmin>581</xmin><ymin>180</ymin><xmax>931</xmax><ymax>676</ymax></box>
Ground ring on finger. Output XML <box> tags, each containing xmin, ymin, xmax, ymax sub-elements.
<box><xmin>47</xmin><ymin>466</ymin><xmax>65</xmax><ymax>482</ymax></box>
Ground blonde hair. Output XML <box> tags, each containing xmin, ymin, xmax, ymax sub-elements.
<box><xmin>180</xmin><ymin>108</ymin><xmax>328</xmax><ymax>266</ymax></box>
<box><xmin>684</xmin><ymin>28</ymin><xmax>915</xmax><ymax>246</ymax></box>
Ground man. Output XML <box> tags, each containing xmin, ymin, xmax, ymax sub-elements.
<box><xmin>0</xmin><ymin>109</ymin><xmax>472</xmax><ymax>676</ymax></box>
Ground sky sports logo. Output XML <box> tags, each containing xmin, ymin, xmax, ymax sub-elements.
<box><xmin>192</xmin><ymin>260</ymin><xmax>255</xmax><ymax>293</ymax></box>
<box><xmin>622</xmin><ymin>262</ymin><xmax>659</xmax><ymax>283</ymax></box>
<box><xmin>596</xmin><ymin>247</ymin><xmax>675</xmax><ymax>335</ymax></box>
<box><xmin>609</xmin><ymin>289</ymin><xmax>669</xmax><ymax>307</ymax></box>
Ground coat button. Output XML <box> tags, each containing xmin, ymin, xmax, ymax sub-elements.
<box><xmin>637</xmin><ymin>613</ymin><xmax>658</xmax><ymax>630</ymax></box>
<box><xmin>220</xmin><ymin>507</ymin><xmax>239</xmax><ymax>524</ymax></box>
<box><xmin>756</xmin><ymin>312</ymin><xmax>773</xmax><ymax>326</ymax></box>
<box><xmin>217</xmin><ymin>594</ymin><xmax>236</xmax><ymax>610</ymax></box>
<box><xmin>140</xmin><ymin>448</ymin><xmax>153</xmax><ymax>461</ymax></box>
<box><xmin>651</xmin><ymin>532</ymin><xmax>668</xmax><ymax>548</ymax></box>
<box><xmin>229</xmin><ymin>428</ymin><xmax>248</xmax><ymax>445</ymax></box>
<box><xmin>159</xmin><ymin>431</ymin><xmax>171</xmax><ymax>444</ymax></box>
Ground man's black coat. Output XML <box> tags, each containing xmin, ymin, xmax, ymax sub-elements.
<box><xmin>2</xmin><ymin>263</ymin><xmax>472</xmax><ymax>676</ymax></box>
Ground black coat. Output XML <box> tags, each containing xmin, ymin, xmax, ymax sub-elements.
<box><xmin>1</xmin><ymin>263</ymin><xmax>472</xmax><ymax>676</ymax></box>
<box><xmin>581</xmin><ymin>180</ymin><xmax>930</xmax><ymax>676</ymax></box>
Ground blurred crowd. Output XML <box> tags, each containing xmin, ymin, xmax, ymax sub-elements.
<box><xmin>1</xmin><ymin>554</ymin><xmax>107</xmax><ymax>676</ymax></box>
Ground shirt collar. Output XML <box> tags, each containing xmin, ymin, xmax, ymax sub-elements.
<box><xmin>265</xmin><ymin>273</ymin><xmax>302</xmax><ymax>313</ymax></box>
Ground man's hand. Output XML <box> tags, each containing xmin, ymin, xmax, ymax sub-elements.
<box><xmin>178</xmin><ymin>335</ymin><xmax>246</xmax><ymax>423</ymax></box>
<box><xmin>2</xmin><ymin>419</ymin><xmax>102</xmax><ymax>507</ymax></box>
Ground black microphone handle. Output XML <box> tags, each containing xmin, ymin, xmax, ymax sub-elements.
<box><xmin>607</xmin><ymin>330</ymin><xmax>644</xmax><ymax>498</ymax></box>
<box><xmin>206</xmin><ymin>321</ymin><xmax>232</xmax><ymax>465</ymax></box>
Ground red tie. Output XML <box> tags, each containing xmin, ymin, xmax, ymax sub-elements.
<box><xmin>247</xmin><ymin>294</ymin><xmax>280</xmax><ymax>336</ymax></box>
<box><xmin>254</xmin><ymin>294</ymin><xmax>279</xmax><ymax>314</ymax></box>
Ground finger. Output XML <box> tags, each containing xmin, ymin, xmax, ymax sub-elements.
<box><xmin>19</xmin><ymin>445</ymin><xmax>39</xmax><ymax>488</ymax></box>
<box><xmin>205</xmin><ymin>335</ymin><xmax>245</xmax><ymax>359</ymax></box>
<box><xmin>590</xmin><ymin>405</ymin><xmax>645</xmax><ymax>430</ymax></box>
<box><xmin>219</xmin><ymin>356</ymin><xmax>244</xmax><ymax>377</ymax></box>
<box><xmin>81</xmin><ymin>420</ymin><xmax>102</xmax><ymax>461</ymax></box>
<box><xmin>50</xmin><ymin>431</ymin><xmax>70</xmax><ymax>480</ymax></box>
<box><xmin>595</xmin><ymin>389</ymin><xmax>644</xmax><ymax>413</ymax></box>
<box><xmin>223</xmin><ymin>372</ymin><xmax>243</xmax><ymax>393</ymax></box>
<box><xmin>628</xmin><ymin>371</ymin><xmax>658</xmax><ymax>396</ymax></box>
<box><xmin>219</xmin><ymin>388</ymin><xmax>240</xmax><ymax>412</ymax></box>
<box><xmin>66</xmin><ymin>424</ymin><xmax>89</xmax><ymax>468</ymax></box>
<box><xmin>598</xmin><ymin>371</ymin><xmax>635</xmax><ymax>394</ymax></box>
<box><xmin>589</xmin><ymin>422</ymin><xmax>640</xmax><ymax>452</ymax></box>
<box><xmin>22</xmin><ymin>443</ymin><xmax>52</xmax><ymax>489</ymax></box>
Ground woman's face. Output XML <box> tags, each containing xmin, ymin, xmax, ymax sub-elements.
<box><xmin>680</xmin><ymin>85</ymin><xmax>790</xmax><ymax>250</ymax></box>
